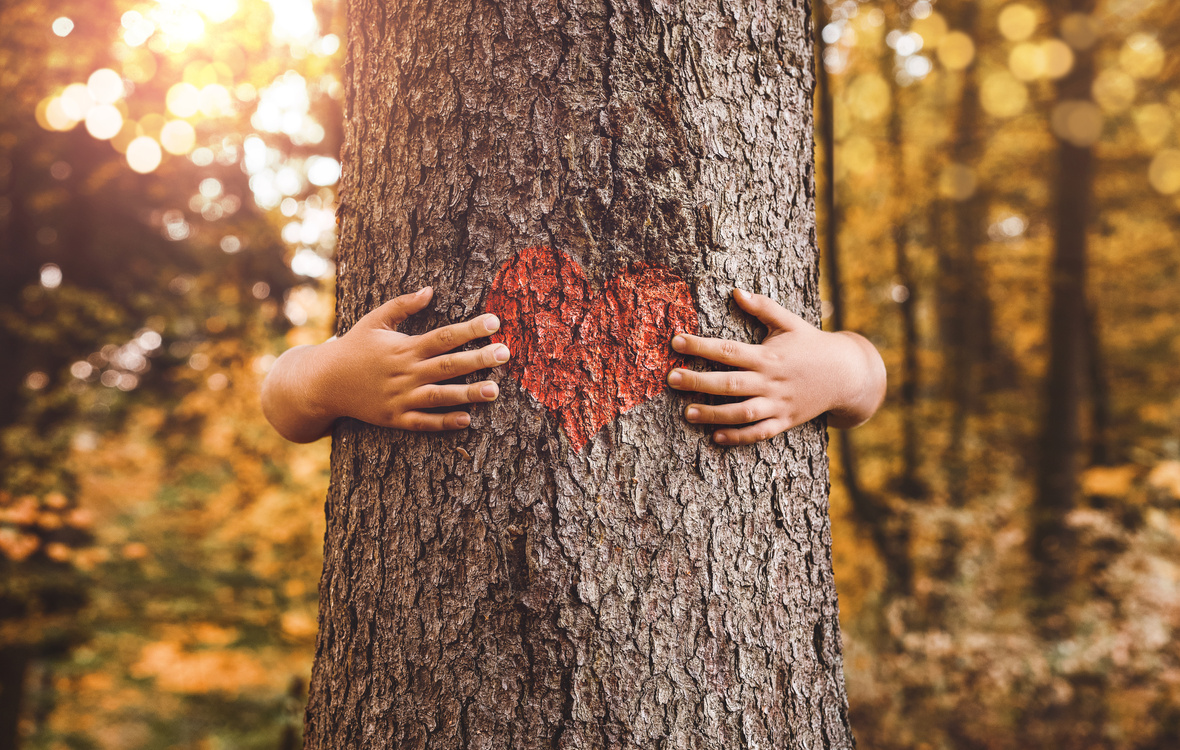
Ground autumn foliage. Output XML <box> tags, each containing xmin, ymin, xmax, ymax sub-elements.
<box><xmin>2</xmin><ymin>0</ymin><xmax>1180</xmax><ymax>748</ymax></box>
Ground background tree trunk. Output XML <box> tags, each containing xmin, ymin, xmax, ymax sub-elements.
<box><xmin>304</xmin><ymin>0</ymin><xmax>854</xmax><ymax>747</ymax></box>
<box><xmin>1030</xmin><ymin>0</ymin><xmax>1098</xmax><ymax>631</ymax></box>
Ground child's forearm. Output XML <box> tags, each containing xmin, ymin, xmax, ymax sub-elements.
<box><xmin>261</xmin><ymin>341</ymin><xmax>339</xmax><ymax>443</ymax></box>
<box><xmin>825</xmin><ymin>331</ymin><xmax>887</xmax><ymax>429</ymax></box>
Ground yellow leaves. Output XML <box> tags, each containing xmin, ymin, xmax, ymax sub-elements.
<box><xmin>280</xmin><ymin>610</ymin><xmax>317</xmax><ymax>639</ymax></box>
<box><xmin>1082</xmin><ymin>465</ymin><xmax>1140</xmax><ymax>498</ymax></box>
<box><xmin>130</xmin><ymin>641</ymin><xmax>270</xmax><ymax>694</ymax></box>
<box><xmin>1147</xmin><ymin>462</ymin><xmax>1180</xmax><ymax>499</ymax></box>
<box><xmin>0</xmin><ymin>528</ymin><xmax>39</xmax><ymax>562</ymax></box>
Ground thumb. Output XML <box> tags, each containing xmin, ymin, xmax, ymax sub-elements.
<box><xmin>365</xmin><ymin>287</ymin><xmax>433</xmax><ymax>330</ymax></box>
<box><xmin>733</xmin><ymin>288</ymin><xmax>807</xmax><ymax>332</ymax></box>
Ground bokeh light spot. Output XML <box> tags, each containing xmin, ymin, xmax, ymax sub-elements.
<box><xmin>1009</xmin><ymin>43</ymin><xmax>1046</xmax><ymax>81</ymax></box>
<box><xmin>980</xmin><ymin>72</ymin><xmax>1028</xmax><ymax>118</ymax></box>
<box><xmin>42</xmin><ymin>98</ymin><xmax>77</xmax><ymax>131</ymax></box>
<box><xmin>85</xmin><ymin>105</ymin><xmax>124</xmax><ymax>140</ymax></box>
<box><xmin>40</xmin><ymin>264</ymin><xmax>63</xmax><ymax>289</ymax></box>
<box><xmin>1051</xmin><ymin>100</ymin><xmax>1104</xmax><ymax>147</ymax></box>
<box><xmin>1042</xmin><ymin>40</ymin><xmax>1074</xmax><ymax>79</ymax></box>
<box><xmin>938</xmin><ymin>32</ymin><xmax>976</xmax><ymax>71</ymax></box>
<box><xmin>1120</xmin><ymin>33</ymin><xmax>1164</xmax><ymax>79</ymax></box>
<box><xmin>1148</xmin><ymin>150</ymin><xmax>1180</xmax><ymax>195</ymax></box>
<box><xmin>126</xmin><ymin>137</ymin><xmax>163</xmax><ymax>174</ymax></box>
<box><xmin>87</xmin><ymin>69</ymin><xmax>125</xmax><ymax>104</ymax></box>
<box><xmin>911</xmin><ymin>12</ymin><xmax>947</xmax><ymax>48</ymax></box>
<box><xmin>60</xmin><ymin>83</ymin><xmax>94</xmax><ymax>121</ymax></box>
<box><xmin>160</xmin><ymin>120</ymin><xmax>197</xmax><ymax>154</ymax></box>
<box><xmin>1134</xmin><ymin>104</ymin><xmax>1172</xmax><ymax>149</ymax></box>
<box><xmin>998</xmin><ymin>4</ymin><xmax>1037</xmax><ymax>42</ymax></box>
<box><xmin>166</xmin><ymin>82</ymin><xmax>201</xmax><ymax>118</ymax></box>
<box><xmin>1061</xmin><ymin>13</ymin><xmax>1098</xmax><ymax>51</ymax></box>
<box><xmin>307</xmin><ymin>156</ymin><xmax>341</xmax><ymax>186</ymax></box>
<box><xmin>847</xmin><ymin>74</ymin><xmax>890</xmax><ymax>121</ymax></box>
<box><xmin>1092</xmin><ymin>69</ymin><xmax>1136</xmax><ymax>113</ymax></box>
<box><xmin>52</xmin><ymin>17</ymin><xmax>74</xmax><ymax>37</ymax></box>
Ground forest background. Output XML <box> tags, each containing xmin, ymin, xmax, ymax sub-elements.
<box><xmin>1</xmin><ymin>0</ymin><xmax>1178</xmax><ymax>747</ymax></box>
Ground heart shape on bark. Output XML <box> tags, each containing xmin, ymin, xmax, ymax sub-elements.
<box><xmin>487</xmin><ymin>246</ymin><xmax>699</xmax><ymax>452</ymax></box>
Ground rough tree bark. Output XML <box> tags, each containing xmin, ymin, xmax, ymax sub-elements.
<box><xmin>305</xmin><ymin>0</ymin><xmax>854</xmax><ymax>747</ymax></box>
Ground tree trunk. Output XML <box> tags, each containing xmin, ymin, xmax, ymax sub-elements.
<box><xmin>1031</xmin><ymin>0</ymin><xmax>1098</xmax><ymax>630</ymax></box>
<box><xmin>0</xmin><ymin>647</ymin><xmax>29</xmax><ymax>750</ymax></box>
<box><xmin>940</xmin><ymin>0</ymin><xmax>989</xmax><ymax>508</ymax></box>
<box><xmin>304</xmin><ymin>0</ymin><xmax>854</xmax><ymax>748</ymax></box>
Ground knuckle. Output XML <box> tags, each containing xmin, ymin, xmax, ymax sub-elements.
<box><xmin>720</xmin><ymin>341</ymin><xmax>738</xmax><ymax>358</ymax></box>
<box><xmin>741</xmin><ymin>406</ymin><xmax>756</xmax><ymax>423</ymax></box>
<box><xmin>438</xmin><ymin>356</ymin><xmax>458</xmax><ymax>377</ymax></box>
<box><xmin>725</xmin><ymin>375</ymin><xmax>741</xmax><ymax>394</ymax></box>
<box><xmin>437</xmin><ymin>327</ymin><xmax>456</xmax><ymax>347</ymax></box>
<box><xmin>427</xmin><ymin>388</ymin><xmax>447</xmax><ymax>407</ymax></box>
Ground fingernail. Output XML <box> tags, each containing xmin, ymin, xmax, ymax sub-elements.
<box><xmin>494</xmin><ymin>345</ymin><xmax>511</xmax><ymax>362</ymax></box>
<box><xmin>481</xmin><ymin>383</ymin><xmax>497</xmax><ymax>399</ymax></box>
<box><xmin>685</xmin><ymin>406</ymin><xmax>699</xmax><ymax>422</ymax></box>
<box><xmin>672</xmin><ymin>335</ymin><xmax>686</xmax><ymax>351</ymax></box>
<box><xmin>734</xmin><ymin>288</ymin><xmax>748</xmax><ymax>299</ymax></box>
<box><xmin>485</xmin><ymin>315</ymin><xmax>500</xmax><ymax>333</ymax></box>
<box><xmin>419</xmin><ymin>286</ymin><xmax>432</xmax><ymax>296</ymax></box>
<box><xmin>457</xmin><ymin>413</ymin><xmax>471</xmax><ymax>426</ymax></box>
<box><xmin>668</xmin><ymin>369</ymin><xmax>683</xmax><ymax>386</ymax></box>
<box><xmin>714</xmin><ymin>432</ymin><xmax>728</xmax><ymax>444</ymax></box>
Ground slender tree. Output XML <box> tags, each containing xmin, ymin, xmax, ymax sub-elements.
<box><xmin>304</xmin><ymin>0</ymin><xmax>855</xmax><ymax>746</ymax></box>
<box><xmin>1030</xmin><ymin>0</ymin><xmax>1099</xmax><ymax>628</ymax></box>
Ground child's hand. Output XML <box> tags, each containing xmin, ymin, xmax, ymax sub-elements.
<box><xmin>666</xmin><ymin>288</ymin><xmax>886</xmax><ymax>446</ymax></box>
<box><xmin>261</xmin><ymin>287</ymin><xmax>511</xmax><ymax>443</ymax></box>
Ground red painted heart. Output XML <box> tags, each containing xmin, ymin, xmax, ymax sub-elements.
<box><xmin>486</xmin><ymin>246</ymin><xmax>699</xmax><ymax>452</ymax></box>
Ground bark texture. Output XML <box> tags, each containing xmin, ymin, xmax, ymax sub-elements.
<box><xmin>306</xmin><ymin>0</ymin><xmax>854</xmax><ymax>747</ymax></box>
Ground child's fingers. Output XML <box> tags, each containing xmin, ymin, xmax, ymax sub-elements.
<box><xmin>416</xmin><ymin>313</ymin><xmax>501</xmax><ymax>358</ymax></box>
<box><xmin>671</xmin><ymin>333</ymin><xmax>760</xmax><ymax>368</ymax></box>
<box><xmin>368</xmin><ymin>287</ymin><xmax>433</xmax><ymax>329</ymax></box>
<box><xmin>418</xmin><ymin>343</ymin><xmax>511</xmax><ymax>382</ymax></box>
<box><xmin>712</xmin><ymin>417</ymin><xmax>786</xmax><ymax>446</ymax></box>
<box><xmin>667</xmin><ymin>367</ymin><xmax>763</xmax><ymax>396</ymax></box>
<box><xmin>407</xmin><ymin>381</ymin><xmax>499</xmax><ymax>409</ymax></box>
<box><xmin>733</xmin><ymin>288</ymin><xmax>807</xmax><ymax>332</ymax></box>
<box><xmin>397</xmin><ymin>410</ymin><xmax>471</xmax><ymax>431</ymax></box>
<box><xmin>684</xmin><ymin>397</ymin><xmax>774</xmax><ymax>426</ymax></box>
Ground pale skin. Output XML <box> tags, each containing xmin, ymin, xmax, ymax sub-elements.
<box><xmin>261</xmin><ymin>286</ymin><xmax>885</xmax><ymax>445</ymax></box>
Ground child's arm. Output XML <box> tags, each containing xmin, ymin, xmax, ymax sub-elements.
<box><xmin>666</xmin><ymin>288</ymin><xmax>886</xmax><ymax>445</ymax></box>
<box><xmin>261</xmin><ymin>287</ymin><xmax>511</xmax><ymax>443</ymax></box>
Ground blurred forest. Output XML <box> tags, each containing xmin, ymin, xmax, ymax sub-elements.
<box><xmin>1</xmin><ymin>0</ymin><xmax>1178</xmax><ymax>748</ymax></box>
